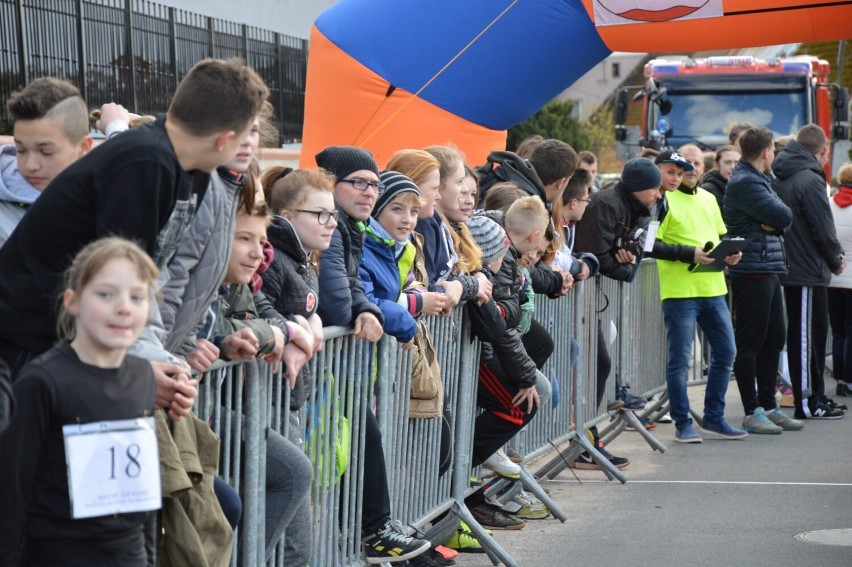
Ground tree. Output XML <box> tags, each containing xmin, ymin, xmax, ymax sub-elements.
<box><xmin>507</xmin><ymin>100</ymin><xmax>590</xmax><ymax>152</ymax></box>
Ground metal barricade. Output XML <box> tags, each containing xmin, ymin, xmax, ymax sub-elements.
<box><xmin>188</xmin><ymin>267</ymin><xmax>703</xmax><ymax>566</ymax></box>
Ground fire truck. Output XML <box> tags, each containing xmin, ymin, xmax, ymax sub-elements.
<box><xmin>615</xmin><ymin>55</ymin><xmax>849</xmax><ymax>168</ymax></box>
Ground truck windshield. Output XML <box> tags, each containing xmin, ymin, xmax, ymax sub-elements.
<box><xmin>651</xmin><ymin>75</ymin><xmax>809</xmax><ymax>148</ymax></box>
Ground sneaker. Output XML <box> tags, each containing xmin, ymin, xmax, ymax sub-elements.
<box><xmin>742</xmin><ymin>407</ymin><xmax>783</xmax><ymax>434</ymax></box>
<box><xmin>503</xmin><ymin>446</ymin><xmax>523</xmax><ymax>464</ymax></box>
<box><xmin>443</xmin><ymin>523</ymin><xmax>483</xmax><ymax>553</ymax></box>
<box><xmin>626</xmin><ymin>415</ymin><xmax>657</xmax><ymax>431</ymax></box>
<box><xmin>363</xmin><ymin>520</ymin><xmax>432</xmax><ymax>564</ymax></box>
<box><xmin>470</xmin><ymin>502</ymin><xmax>525</xmax><ymax>530</ymax></box>
<box><xmin>808</xmin><ymin>402</ymin><xmax>845</xmax><ymax>420</ymax></box>
<box><xmin>509</xmin><ymin>490</ymin><xmax>550</xmax><ymax>520</ymax></box>
<box><xmin>606</xmin><ymin>399</ymin><xmax>625</xmax><ymax>411</ymax></box>
<box><xmin>658</xmin><ymin>412</ymin><xmax>673</xmax><ymax>423</ymax></box>
<box><xmin>674</xmin><ymin>422</ymin><xmax>702</xmax><ymax>443</ymax></box>
<box><xmin>699</xmin><ymin>419</ymin><xmax>749</xmax><ymax>439</ymax></box>
<box><xmin>765</xmin><ymin>408</ymin><xmax>804</xmax><ymax>431</ymax></box>
<box><xmin>482</xmin><ymin>449</ymin><xmax>521</xmax><ymax>479</ymax></box>
<box><xmin>434</xmin><ymin>545</ymin><xmax>458</xmax><ymax>561</ymax></box>
<box><xmin>416</xmin><ymin>547</ymin><xmax>456</xmax><ymax>566</ymax></box>
<box><xmin>836</xmin><ymin>383</ymin><xmax>852</xmax><ymax>397</ymax></box>
<box><xmin>570</xmin><ymin>444</ymin><xmax>630</xmax><ymax>470</ymax></box>
<box><xmin>616</xmin><ymin>383</ymin><xmax>647</xmax><ymax>410</ymax></box>
<box><xmin>820</xmin><ymin>395</ymin><xmax>848</xmax><ymax>412</ymax></box>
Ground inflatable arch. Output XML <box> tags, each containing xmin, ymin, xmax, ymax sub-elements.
<box><xmin>301</xmin><ymin>0</ymin><xmax>852</xmax><ymax>167</ymax></box>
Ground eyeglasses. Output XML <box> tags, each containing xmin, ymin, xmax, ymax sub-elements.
<box><xmin>339</xmin><ymin>178</ymin><xmax>385</xmax><ymax>193</ymax></box>
<box><xmin>296</xmin><ymin>209</ymin><xmax>339</xmax><ymax>225</ymax></box>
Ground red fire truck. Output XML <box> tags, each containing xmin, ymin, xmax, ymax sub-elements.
<box><xmin>615</xmin><ymin>55</ymin><xmax>849</xmax><ymax>168</ymax></box>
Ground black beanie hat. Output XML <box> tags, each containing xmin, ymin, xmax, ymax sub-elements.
<box><xmin>374</xmin><ymin>171</ymin><xmax>421</xmax><ymax>217</ymax></box>
<box><xmin>620</xmin><ymin>158</ymin><xmax>662</xmax><ymax>192</ymax></box>
<box><xmin>315</xmin><ymin>146</ymin><xmax>379</xmax><ymax>181</ymax></box>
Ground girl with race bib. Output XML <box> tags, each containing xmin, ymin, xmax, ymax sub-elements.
<box><xmin>0</xmin><ymin>237</ymin><xmax>159</xmax><ymax>566</ymax></box>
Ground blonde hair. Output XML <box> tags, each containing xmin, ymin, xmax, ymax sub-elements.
<box><xmin>264</xmin><ymin>168</ymin><xmax>334</xmax><ymax>215</ymax></box>
<box><xmin>57</xmin><ymin>237</ymin><xmax>159</xmax><ymax>341</ymax></box>
<box><xmin>838</xmin><ymin>163</ymin><xmax>852</xmax><ymax>186</ymax></box>
<box><xmin>424</xmin><ymin>145</ymin><xmax>483</xmax><ymax>273</ymax></box>
<box><xmin>505</xmin><ymin>196</ymin><xmax>548</xmax><ymax>236</ymax></box>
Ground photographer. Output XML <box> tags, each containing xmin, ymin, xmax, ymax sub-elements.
<box><xmin>570</xmin><ymin>158</ymin><xmax>663</xmax><ymax>470</ymax></box>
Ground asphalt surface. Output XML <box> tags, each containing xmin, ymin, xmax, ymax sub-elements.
<box><xmin>452</xmin><ymin>378</ymin><xmax>852</xmax><ymax>567</ymax></box>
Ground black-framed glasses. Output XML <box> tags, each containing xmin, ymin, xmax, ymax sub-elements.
<box><xmin>340</xmin><ymin>178</ymin><xmax>385</xmax><ymax>193</ymax></box>
<box><xmin>296</xmin><ymin>209</ymin><xmax>339</xmax><ymax>225</ymax></box>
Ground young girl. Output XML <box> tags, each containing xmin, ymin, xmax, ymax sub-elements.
<box><xmin>0</xmin><ymin>237</ymin><xmax>159</xmax><ymax>566</ymax></box>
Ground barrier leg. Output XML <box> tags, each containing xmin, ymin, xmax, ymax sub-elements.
<box><xmin>618</xmin><ymin>410</ymin><xmax>667</xmax><ymax>453</ymax></box>
<box><xmin>453</xmin><ymin>502</ymin><xmax>516</xmax><ymax>567</ymax></box>
<box><xmin>519</xmin><ymin>467</ymin><xmax>567</xmax><ymax>522</ymax></box>
<box><xmin>534</xmin><ymin>434</ymin><xmax>580</xmax><ymax>480</ymax></box>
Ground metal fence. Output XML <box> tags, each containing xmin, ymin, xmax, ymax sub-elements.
<box><xmin>190</xmin><ymin>259</ymin><xmax>687</xmax><ymax>567</ymax></box>
<box><xmin>0</xmin><ymin>0</ymin><xmax>308</xmax><ymax>143</ymax></box>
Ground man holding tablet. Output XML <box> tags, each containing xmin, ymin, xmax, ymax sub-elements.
<box><xmin>651</xmin><ymin>147</ymin><xmax>748</xmax><ymax>443</ymax></box>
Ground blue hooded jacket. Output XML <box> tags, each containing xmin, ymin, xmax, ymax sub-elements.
<box><xmin>359</xmin><ymin>221</ymin><xmax>418</xmax><ymax>343</ymax></box>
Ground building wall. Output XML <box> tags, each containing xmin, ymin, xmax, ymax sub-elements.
<box><xmin>555</xmin><ymin>52</ymin><xmax>647</xmax><ymax>120</ymax></box>
<box><xmin>155</xmin><ymin>0</ymin><xmax>338</xmax><ymax>39</ymax></box>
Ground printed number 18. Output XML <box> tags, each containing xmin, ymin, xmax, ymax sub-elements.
<box><xmin>108</xmin><ymin>443</ymin><xmax>142</xmax><ymax>480</ymax></box>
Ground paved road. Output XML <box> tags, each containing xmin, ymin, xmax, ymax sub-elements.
<box><xmin>453</xmin><ymin>381</ymin><xmax>852</xmax><ymax>567</ymax></box>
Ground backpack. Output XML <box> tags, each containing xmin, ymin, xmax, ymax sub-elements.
<box><xmin>476</xmin><ymin>150</ymin><xmax>548</xmax><ymax>205</ymax></box>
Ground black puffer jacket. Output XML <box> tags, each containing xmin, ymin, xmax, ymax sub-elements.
<box><xmin>700</xmin><ymin>169</ymin><xmax>727</xmax><ymax>212</ymax></box>
<box><xmin>772</xmin><ymin>141</ymin><xmax>843</xmax><ymax>286</ymax></box>
<box><xmin>467</xmin><ymin>244</ymin><xmax>537</xmax><ymax>389</ymax></box>
<box><xmin>262</xmin><ymin>217</ymin><xmax>319</xmax><ymax>410</ymax></box>
<box><xmin>317</xmin><ymin>210</ymin><xmax>383</xmax><ymax>327</ymax></box>
<box><xmin>573</xmin><ymin>183</ymin><xmax>653</xmax><ymax>282</ymax></box>
<box><xmin>263</xmin><ymin>217</ymin><xmax>319</xmax><ymax>320</ymax></box>
<box><xmin>723</xmin><ymin>160</ymin><xmax>792</xmax><ymax>275</ymax></box>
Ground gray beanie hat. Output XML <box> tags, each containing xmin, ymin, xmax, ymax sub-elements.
<box><xmin>620</xmin><ymin>157</ymin><xmax>662</xmax><ymax>192</ymax></box>
<box><xmin>374</xmin><ymin>171</ymin><xmax>421</xmax><ymax>217</ymax></box>
<box><xmin>467</xmin><ymin>215</ymin><xmax>510</xmax><ymax>266</ymax></box>
<box><xmin>315</xmin><ymin>146</ymin><xmax>379</xmax><ymax>181</ymax></box>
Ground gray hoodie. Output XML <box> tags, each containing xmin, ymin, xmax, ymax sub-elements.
<box><xmin>0</xmin><ymin>145</ymin><xmax>41</xmax><ymax>248</ymax></box>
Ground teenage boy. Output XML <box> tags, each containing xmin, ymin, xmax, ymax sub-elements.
<box><xmin>314</xmin><ymin>146</ymin><xmax>430</xmax><ymax>564</ymax></box>
<box><xmin>773</xmin><ymin>124</ymin><xmax>847</xmax><ymax>419</ymax></box>
<box><xmin>464</xmin><ymin>197</ymin><xmax>549</xmax><ymax>530</ymax></box>
<box><xmin>1</xmin><ymin>77</ymin><xmax>93</xmax><ymax>247</ymax></box>
<box><xmin>723</xmin><ymin>127</ymin><xmax>794</xmax><ymax>434</ymax></box>
<box><xmin>577</xmin><ymin>150</ymin><xmax>602</xmax><ymax>192</ymax></box>
<box><xmin>650</xmin><ymin>149</ymin><xmax>749</xmax><ymax>442</ymax></box>
<box><xmin>0</xmin><ymin>58</ymin><xmax>269</xmax><ymax>420</ymax></box>
<box><xmin>573</xmin><ymin>158</ymin><xmax>663</xmax><ymax>469</ymax></box>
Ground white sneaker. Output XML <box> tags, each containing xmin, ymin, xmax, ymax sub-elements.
<box><xmin>483</xmin><ymin>449</ymin><xmax>521</xmax><ymax>478</ymax></box>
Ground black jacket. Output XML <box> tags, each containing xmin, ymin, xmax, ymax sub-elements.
<box><xmin>467</xmin><ymin>245</ymin><xmax>538</xmax><ymax>389</ymax></box>
<box><xmin>723</xmin><ymin>160</ymin><xmax>792</xmax><ymax>275</ymax></box>
<box><xmin>262</xmin><ymin>216</ymin><xmax>320</xmax><ymax>409</ymax></box>
<box><xmin>263</xmin><ymin>217</ymin><xmax>319</xmax><ymax>321</ymax></box>
<box><xmin>700</xmin><ymin>169</ymin><xmax>727</xmax><ymax>212</ymax></box>
<box><xmin>317</xmin><ymin>210</ymin><xmax>383</xmax><ymax>327</ymax></box>
<box><xmin>573</xmin><ymin>183</ymin><xmax>653</xmax><ymax>282</ymax></box>
<box><xmin>772</xmin><ymin>141</ymin><xmax>843</xmax><ymax>286</ymax></box>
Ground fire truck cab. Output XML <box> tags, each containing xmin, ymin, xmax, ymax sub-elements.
<box><xmin>615</xmin><ymin>55</ymin><xmax>849</xmax><ymax>168</ymax></box>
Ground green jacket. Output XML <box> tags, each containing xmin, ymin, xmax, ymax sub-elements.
<box><xmin>217</xmin><ymin>284</ymin><xmax>277</xmax><ymax>356</ymax></box>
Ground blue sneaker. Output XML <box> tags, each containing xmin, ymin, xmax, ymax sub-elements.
<box><xmin>674</xmin><ymin>422</ymin><xmax>702</xmax><ymax>443</ymax></box>
<box><xmin>699</xmin><ymin>419</ymin><xmax>749</xmax><ymax>440</ymax></box>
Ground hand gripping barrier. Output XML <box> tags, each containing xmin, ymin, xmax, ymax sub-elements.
<box><xmin>189</xmin><ymin>259</ymin><xmax>708</xmax><ymax>565</ymax></box>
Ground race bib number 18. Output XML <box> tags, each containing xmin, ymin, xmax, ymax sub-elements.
<box><xmin>63</xmin><ymin>417</ymin><xmax>161</xmax><ymax>519</ymax></box>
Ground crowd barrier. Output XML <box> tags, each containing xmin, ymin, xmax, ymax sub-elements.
<box><xmin>193</xmin><ymin>258</ymin><xmax>707</xmax><ymax>566</ymax></box>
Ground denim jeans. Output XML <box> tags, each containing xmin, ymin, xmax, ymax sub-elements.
<box><xmin>662</xmin><ymin>296</ymin><xmax>736</xmax><ymax>429</ymax></box>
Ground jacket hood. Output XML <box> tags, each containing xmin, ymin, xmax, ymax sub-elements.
<box><xmin>772</xmin><ymin>140</ymin><xmax>824</xmax><ymax>181</ymax></box>
<box><xmin>0</xmin><ymin>145</ymin><xmax>42</xmax><ymax>205</ymax></box>
<box><xmin>701</xmin><ymin>168</ymin><xmax>726</xmax><ymax>188</ymax></box>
